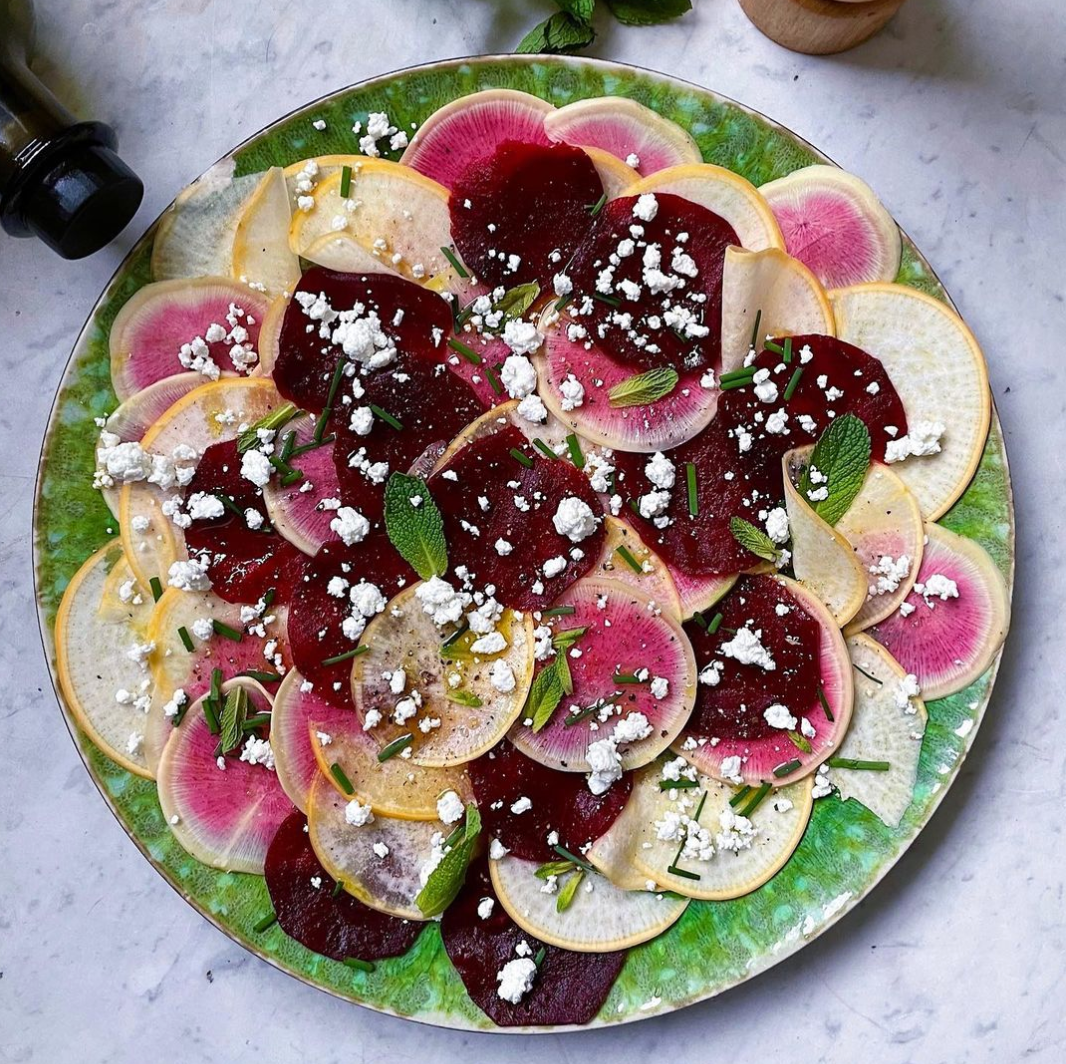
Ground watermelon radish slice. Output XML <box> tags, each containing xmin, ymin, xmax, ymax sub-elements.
<box><xmin>719</xmin><ymin>246</ymin><xmax>835</xmax><ymax>372</ymax></box>
<box><xmin>450</xmin><ymin>141</ymin><xmax>603</xmax><ymax>290</ymax></box>
<box><xmin>783</xmin><ymin>446</ymin><xmax>867</xmax><ymax>627</ymax></box>
<box><xmin>400</xmin><ymin>89</ymin><xmax>554</xmax><ymax>189</ymax></box>
<box><xmin>591</xmin><ymin>516</ymin><xmax>681</xmax><ymax>621</ymax></box>
<box><xmin>671</xmin><ymin>571</ymin><xmax>738</xmax><ymax>624</ymax></box>
<box><xmin>157</xmin><ymin>678</ymin><xmax>294</xmax><ymax>874</ymax></box>
<box><xmin>231</xmin><ymin>166</ymin><xmax>301</xmax><ymax>298</ymax></box>
<box><xmin>838</xmin><ymin>464</ymin><xmax>924</xmax><ymax>633</ymax></box>
<box><xmin>264</xmin><ymin>809</ymin><xmax>424</xmax><ymax>962</ymax></box>
<box><xmin>869</xmin><ymin>522</ymin><xmax>1010</xmax><ymax>700</ymax></box>
<box><xmin>676</xmin><ymin>575</ymin><xmax>853</xmax><ymax>787</ymax></box>
<box><xmin>468</xmin><ymin>740</ymin><xmax>632</xmax><ymax>863</ymax></box>
<box><xmin>544</xmin><ymin>97</ymin><xmax>701</xmax><ymax>176</ymax></box>
<box><xmin>267</xmin><ymin>668</ymin><xmax>355</xmax><ymax>813</ymax></box>
<box><xmin>832</xmin><ymin>634</ymin><xmax>927</xmax><ymax>828</ymax></box>
<box><xmin>617</xmin><ymin>760</ymin><xmax>814</xmax><ymax>900</ymax></box>
<box><xmin>583</xmin><ymin>146</ymin><xmax>639</xmax><ymax>198</ymax></box>
<box><xmin>623</xmin><ymin>163</ymin><xmax>784</xmax><ymax>252</ymax></box>
<box><xmin>490</xmin><ymin>853</ymin><xmax>688</xmax><ymax>952</ymax></box>
<box><xmin>95</xmin><ymin>372</ymin><xmax>205</xmax><ymax>516</ymax></box>
<box><xmin>54</xmin><ymin>540</ymin><xmax>157</xmax><ymax>778</ymax></box>
<box><xmin>432</xmin><ymin>400</ymin><xmax>575</xmax><ymax>470</ymax></box>
<box><xmin>759</xmin><ymin>165</ymin><xmax>902</xmax><ymax>289</ymax></box>
<box><xmin>307</xmin><ymin>775</ymin><xmax>442</xmax><ymax>919</ymax></box>
<box><xmin>508</xmin><ymin>576</ymin><xmax>697</xmax><ymax>775</ymax></box>
<box><xmin>352</xmin><ymin>584</ymin><xmax>535</xmax><ymax>768</ymax></box>
<box><xmin>109</xmin><ymin>277</ymin><xmax>270</xmax><ymax>400</ymax></box>
<box><xmin>441</xmin><ymin>857</ymin><xmax>626</xmax><ymax>1027</ymax></box>
<box><xmin>143</xmin><ymin>589</ymin><xmax>291</xmax><ymax>771</ymax></box>
<box><xmin>151</xmin><ymin>159</ymin><xmax>261</xmax><ymax>280</ymax></box>
<box><xmin>830</xmin><ymin>283</ymin><xmax>991</xmax><ymax>520</ymax></box>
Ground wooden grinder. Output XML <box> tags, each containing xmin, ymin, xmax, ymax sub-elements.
<box><xmin>738</xmin><ymin>0</ymin><xmax>908</xmax><ymax>55</ymax></box>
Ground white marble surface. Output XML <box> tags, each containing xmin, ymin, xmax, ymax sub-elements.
<box><xmin>1</xmin><ymin>0</ymin><xmax>1063</xmax><ymax>1060</ymax></box>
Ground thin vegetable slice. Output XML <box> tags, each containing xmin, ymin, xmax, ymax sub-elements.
<box><xmin>231</xmin><ymin>165</ymin><xmax>302</xmax><ymax>297</ymax></box>
<box><xmin>591</xmin><ymin>515</ymin><xmax>682</xmax><ymax>621</ymax></box>
<box><xmin>582</xmin><ymin>146</ymin><xmax>639</xmax><ymax>197</ymax></box>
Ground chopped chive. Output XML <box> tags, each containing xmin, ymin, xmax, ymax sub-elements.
<box><xmin>854</xmin><ymin>664</ymin><xmax>884</xmax><ymax>686</ymax></box>
<box><xmin>749</xmin><ymin>309</ymin><xmax>762</xmax><ymax>350</ymax></box>
<box><xmin>339</xmin><ymin>164</ymin><xmax>352</xmax><ymax>198</ymax></box>
<box><xmin>369</xmin><ymin>404</ymin><xmax>403</xmax><ymax>431</ymax></box>
<box><xmin>554</xmin><ymin>293</ymin><xmax>572</xmax><ymax>313</ymax></box>
<box><xmin>441</xmin><ymin>620</ymin><xmax>470</xmax><ymax>649</ymax></box>
<box><xmin>685</xmin><ymin>461</ymin><xmax>698</xmax><ymax>517</ymax></box>
<box><xmin>541</xmin><ymin>605</ymin><xmax>575</xmax><ymax>617</ymax></box>
<box><xmin>253</xmin><ymin>911</ymin><xmax>277</xmax><ymax>932</ymax></box>
<box><xmin>552</xmin><ymin>844</ymin><xmax>595</xmax><ymax>874</ymax></box>
<box><xmin>719</xmin><ymin>365</ymin><xmax>757</xmax><ymax>384</ymax></box>
<box><xmin>773</xmin><ymin>758</ymin><xmax>802</xmax><ymax>778</ymax></box>
<box><xmin>262</xmin><ymin>588</ymin><xmax>276</xmax><ymax>608</ymax></box>
<box><xmin>729</xmin><ymin>785</ymin><xmax>753</xmax><ymax>808</ymax></box>
<box><xmin>534</xmin><ymin>859</ymin><xmax>574</xmax><ymax>881</ymax></box>
<box><xmin>613</xmin><ymin>672</ymin><xmax>643</xmax><ymax>684</ymax></box>
<box><xmin>289</xmin><ymin>434</ymin><xmax>335</xmax><ymax>459</ymax></box>
<box><xmin>149</xmin><ymin>576</ymin><xmax>163</xmax><ymax>602</ymax></box>
<box><xmin>827</xmin><ymin>757</ymin><xmax>891</xmax><ymax>772</ymax></box>
<box><xmin>281</xmin><ymin>468</ymin><xmax>303</xmax><ymax>487</ymax></box>
<box><xmin>445</xmin><ymin>689</ymin><xmax>483</xmax><ymax>708</ymax></box>
<box><xmin>239</xmin><ymin>669</ymin><xmax>282</xmax><ymax>684</ymax></box>
<box><xmin>591</xmin><ymin>291</ymin><xmax>621</xmax><ymax>308</ymax></box>
<box><xmin>484</xmin><ymin>364</ymin><xmax>503</xmax><ymax>395</ymax></box>
<box><xmin>586</xmin><ymin>192</ymin><xmax>607</xmax><ymax>217</ymax></box>
<box><xmin>614</xmin><ymin>544</ymin><xmax>643</xmax><ymax>575</ymax></box>
<box><xmin>447</xmin><ymin>337</ymin><xmax>482</xmax><ymax>364</ymax></box>
<box><xmin>764</xmin><ymin>339</ymin><xmax>784</xmax><ymax>355</ymax></box>
<box><xmin>280</xmin><ymin>430</ymin><xmax>296</xmax><ymax>462</ymax></box>
<box><xmin>783</xmin><ymin>337</ymin><xmax>793</xmax><ymax>364</ymax></box>
<box><xmin>563</xmin><ymin>699</ymin><xmax>605</xmax><ymax>728</ymax></box>
<box><xmin>332</xmin><ymin>878</ymin><xmax>345</xmax><ymax>898</ymax></box>
<box><xmin>783</xmin><ymin>366</ymin><xmax>804</xmax><ymax>402</ymax></box>
<box><xmin>237</xmin><ymin>403</ymin><xmax>301</xmax><ymax>453</ymax></box>
<box><xmin>693</xmin><ymin>790</ymin><xmax>708</xmax><ymax>821</ymax></box>
<box><xmin>439</xmin><ymin>245</ymin><xmax>469</xmax><ymax>278</ymax></box>
<box><xmin>565</xmin><ymin>433</ymin><xmax>585</xmax><ymax>469</ymax></box>
<box><xmin>314</xmin><ymin>358</ymin><xmax>348</xmax><ymax>442</ymax></box>
<box><xmin>202</xmin><ymin>694</ymin><xmax>221</xmax><ymax>735</ymax></box>
<box><xmin>377</xmin><ymin>733</ymin><xmax>413</xmax><ymax>762</ymax></box>
<box><xmin>787</xmin><ymin>731</ymin><xmax>813</xmax><ymax>753</ymax></box>
<box><xmin>210</xmin><ymin>667</ymin><xmax>223</xmax><ymax>701</ymax></box>
<box><xmin>214</xmin><ymin>492</ymin><xmax>244</xmax><ymax>519</ymax></box>
<box><xmin>739</xmin><ymin>781</ymin><xmax>772</xmax><ymax>818</ymax></box>
<box><xmin>242</xmin><ymin>712</ymin><xmax>272</xmax><ymax>731</ymax></box>
<box><xmin>707</xmin><ymin>611</ymin><xmax>724</xmax><ymax>634</ymax></box>
<box><xmin>720</xmin><ymin>374</ymin><xmax>756</xmax><ymax>392</ymax></box>
<box><xmin>817</xmin><ymin>682</ymin><xmax>835</xmax><ymax>722</ymax></box>
<box><xmin>534</xmin><ymin>947</ymin><xmax>547</xmax><ymax>968</ymax></box>
<box><xmin>343</xmin><ymin>957</ymin><xmax>376</xmax><ymax>973</ymax></box>
<box><xmin>178</xmin><ymin>626</ymin><xmax>194</xmax><ymax>652</ymax></box>
<box><xmin>659</xmin><ymin>778</ymin><xmax>699</xmax><ymax>791</ymax></box>
<box><xmin>532</xmin><ymin>437</ymin><xmax>558</xmax><ymax>460</ymax></box>
<box><xmin>321</xmin><ymin>645</ymin><xmax>369</xmax><ymax>666</ymax></box>
<box><xmin>556</xmin><ymin>869</ymin><xmax>585</xmax><ymax>912</ymax></box>
<box><xmin>509</xmin><ymin>446</ymin><xmax>533</xmax><ymax>468</ymax></box>
<box><xmin>667</xmin><ymin>864</ymin><xmax>701</xmax><ymax>881</ymax></box>
<box><xmin>211</xmin><ymin>619</ymin><xmax>243</xmax><ymax>642</ymax></box>
<box><xmin>330</xmin><ymin>762</ymin><xmax>354</xmax><ymax>794</ymax></box>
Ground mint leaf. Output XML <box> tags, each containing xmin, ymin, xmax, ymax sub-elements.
<box><xmin>415</xmin><ymin>803</ymin><xmax>481</xmax><ymax>917</ymax></box>
<box><xmin>556</xmin><ymin>868</ymin><xmax>585</xmax><ymax>912</ymax></box>
<box><xmin>608</xmin><ymin>366</ymin><xmax>679</xmax><ymax>407</ymax></box>
<box><xmin>494</xmin><ymin>281</ymin><xmax>541</xmax><ymax>320</ymax></box>
<box><xmin>604</xmin><ymin>0</ymin><xmax>691</xmax><ymax>25</ymax></box>
<box><xmin>384</xmin><ymin>473</ymin><xmax>448</xmax><ymax>580</ymax></box>
<box><xmin>445</xmin><ymin>689</ymin><xmax>483</xmax><ymax>708</ymax></box>
<box><xmin>219</xmin><ymin>686</ymin><xmax>249</xmax><ymax>754</ymax></box>
<box><xmin>527</xmin><ymin>659</ymin><xmax>566</xmax><ymax>732</ymax></box>
<box><xmin>798</xmin><ymin>414</ymin><xmax>872</xmax><ymax>526</ymax></box>
<box><xmin>559</xmin><ymin>0</ymin><xmax>596</xmax><ymax>19</ymax></box>
<box><xmin>730</xmin><ymin>516</ymin><xmax>781</xmax><ymax>564</ymax></box>
<box><xmin>516</xmin><ymin>11</ymin><xmax>596</xmax><ymax>54</ymax></box>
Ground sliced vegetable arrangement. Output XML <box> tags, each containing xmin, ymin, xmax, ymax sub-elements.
<box><xmin>51</xmin><ymin>81</ymin><xmax>1010</xmax><ymax>1030</ymax></box>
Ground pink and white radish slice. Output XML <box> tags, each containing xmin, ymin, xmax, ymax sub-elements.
<box><xmin>869</xmin><ymin>522</ymin><xmax>1010</xmax><ymax>701</ymax></box>
<box><xmin>231</xmin><ymin>166</ymin><xmax>301</xmax><ymax>298</ymax></box>
<box><xmin>622</xmin><ymin>163</ymin><xmax>784</xmax><ymax>252</ymax></box>
<box><xmin>508</xmin><ymin>576</ymin><xmax>696</xmax><ymax>775</ymax></box>
<box><xmin>543</xmin><ymin>97</ymin><xmax>702</xmax><ymax>176</ymax></box>
<box><xmin>672</xmin><ymin>570</ymin><xmax>738</xmax><ymax>624</ymax></box>
<box><xmin>156</xmin><ymin>677</ymin><xmax>294</xmax><ymax>874</ymax></box>
<box><xmin>838</xmin><ymin>464</ymin><xmax>925</xmax><ymax>633</ymax></box>
<box><xmin>108</xmin><ymin>277</ymin><xmax>270</xmax><ymax>400</ymax></box>
<box><xmin>591</xmin><ymin>516</ymin><xmax>682</xmax><ymax>622</ymax></box>
<box><xmin>54</xmin><ymin>540</ymin><xmax>157</xmax><ymax>779</ymax></box>
<box><xmin>719</xmin><ymin>246</ymin><xmax>835</xmax><ymax>372</ymax></box>
<box><xmin>759</xmin><ymin>165</ymin><xmax>902</xmax><ymax>289</ymax></box>
<box><xmin>831</xmin><ymin>634</ymin><xmax>927</xmax><ymax>828</ymax></box>
<box><xmin>400</xmin><ymin>88</ymin><xmax>554</xmax><ymax>189</ymax></box>
<box><xmin>829</xmin><ymin>283</ymin><xmax>992</xmax><ymax>520</ymax></box>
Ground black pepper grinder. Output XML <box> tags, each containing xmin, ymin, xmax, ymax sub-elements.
<box><xmin>0</xmin><ymin>0</ymin><xmax>143</xmax><ymax>258</ymax></box>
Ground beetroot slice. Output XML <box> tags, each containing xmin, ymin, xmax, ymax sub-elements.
<box><xmin>428</xmin><ymin>424</ymin><xmax>606</xmax><ymax>610</ymax></box>
<box><xmin>274</xmin><ymin>268</ymin><xmax>453</xmax><ymax>412</ymax></box>
<box><xmin>567</xmin><ymin>193</ymin><xmax>740</xmax><ymax>373</ymax></box>
<box><xmin>468</xmin><ymin>741</ymin><xmax>632</xmax><ymax>863</ymax></box>
<box><xmin>440</xmin><ymin>857</ymin><xmax>625</xmax><ymax>1027</ymax></box>
<box><xmin>614</xmin><ymin>333</ymin><xmax>909</xmax><ymax>576</ymax></box>
<box><xmin>265</xmin><ymin>810</ymin><xmax>423</xmax><ymax>962</ymax></box>
<box><xmin>287</xmin><ymin>534</ymin><xmax>415</xmax><ymax>694</ymax></box>
<box><xmin>449</xmin><ymin>141</ymin><xmax>603</xmax><ymax>290</ymax></box>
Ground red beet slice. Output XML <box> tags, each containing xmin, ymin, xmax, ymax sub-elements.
<box><xmin>468</xmin><ymin>741</ymin><xmax>632</xmax><ymax>863</ymax></box>
<box><xmin>428</xmin><ymin>424</ymin><xmax>606</xmax><ymax>609</ymax></box>
<box><xmin>566</xmin><ymin>193</ymin><xmax>739</xmax><ymax>373</ymax></box>
<box><xmin>449</xmin><ymin>141</ymin><xmax>603</xmax><ymax>290</ymax></box>
<box><xmin>614</xmin><ymin>333</ymin><xmax>909</xmax><ymax>577</ymax></box>
<box><xmin>274</xmin><ymin>267</ymin><xmax>454</xmax><ymax>412</ymax></box>
<box><xmin>440</xmin><ymin>857</ymin><xmax>625</xmax><ymax>1027</ymax></box>
<box><xmin>265</xmin><ymin>809</ymin><xmax>423</xmax><ymax>962</ymax></box>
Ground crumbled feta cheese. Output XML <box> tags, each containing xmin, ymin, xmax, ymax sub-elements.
<box><xmin>344</xmin><ymin>799</ymin><xmax>374</xmax><ymax>826</ymax></box>
<box><xmin>552</xmin><ymin>496</ymin><xmax>598</xmax><ymax>542</ymax></box>
<box><xmin>436</xmin><ymin>790</ymin><xmax>465</xmax><ymax>824</ymax></box>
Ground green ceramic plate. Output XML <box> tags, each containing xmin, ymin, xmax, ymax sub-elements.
<box><xmin>33</xmin><ymin>55</ymin><xmax>1014</xmax><ymax>1031</ymax></box>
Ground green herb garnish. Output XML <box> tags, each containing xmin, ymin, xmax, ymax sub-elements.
<box><xmin>608</xmin><ymin>366</ymin><xmax>678</xmax><ymax>408</ymax></box>
<box><xmin>313</xmin><ymin>359</ymin><xmax>347</xmax><ymax>443</ymax></box>
<box><xmin>535</xmin><ymin>859</ymin><xmax>576</xmax><ymax>880</ymax></box>
<box><xmin>321</xmin><ymin>645</ymin><xmax>369</xmax><ymax>667</ymax></box>
<box><xmin>541</xmin><ymin>605</ymin><xmax>575</xmax><ymax>617</ymax></box>
<box><xmin>439</xmin><ymin>245</ymin><xmax>469</xmax><ymax>279</ymax></box>
<box><xmin>787</xmin><ymin>730</ymin><xmax>813</xmax><ymax>754</ymax></box>
<box><xmin>526</xmin><ymin>659</ymin><xmax>567</xmax><ymax>733</ymax></box>
<box><xmin>237</xmin><ymin>402</ymin><xmax>300</xmax><ymax>453</ymax></box>
<box><xmin>447</xmin><ymin>337</ymin><xmax>482</xmax><ymax>364</ymax></box>
<box><xmin>552</xmin><ymin>844</ymin><xmax>595</xmax><ymax>874</ymax></box>
<box><xmin>149</xmin><ymin>576</ymin><xmax>163</xmax><ymax>602</ymax></box>
<box><xmin>415</xmin><ymin>804</ymin><xmax>481</xmax><ymax>917</ymax></box>
<box><xmin>330</xmin><ymin>762</ymin><xmax>354</xmax><ymax>794</ymax></box>
<box><xmin>556</xmin><ymin>869</ymin><xmax>585</xmax><ymax>912</ymax></box>
<box><xmin>219</xmin><ymin>685</ymin><xmax>249</xmax><ymax>755</ymax></box>
<box><xmin>817</xmin><ymin>682</ymin><xmax>835</xmax><ymax>722</ymax></box>
<box><xmin>551</xmin><ymin>626</ymin><xmax>588</xmax><ymax>651</ymax></box>
<box><xmin>178</xmin><ymin>625</ymin><xmax>194</xmax><ymax>652</ymax></box>
<box><xmin>659</xmin><ymin>778</ymin><xmax>699</xmax><ymax>791</ymax></box>
<box><xmin>749</xmin><ymin>308</ymin><xmax>762</xmax><ymax>350</ymax></box>
<box><xmin>729</xmin><ymin>516</ymin><xmax>782</xmax><ymax>564</ymax></box>
<box><xmin>384</xmin><ymin>472</ymin><xmax>447</xmax><ymax>580</ymax></box>
<box><xmin>827</xmin><ymin>757</ymin><xmax>891</xmax><ymax>772</ymax></box>
<box><xmin>339</xmin><ymin>164</ymin><xmax>352</xmax><ymax>198</ymax></box>
<box><xmin>739</xmin><ymin>781</ymin><xmax>772</xmax><ymax>818</ymax></box>
<box><xmin>532</xmin><ymin>437</ymin><xmax>558</xmax><ymax>460</ymax></box>
<box><xmin>707</xmin><ymin>611</ymin><xmax>724</xmax><ymax>634</ymax></box>
<box><xmin>565</xmin><ymin>432</ymin><xmax>585</xmax><ymax>468</ymax></box>
<box><xmin>211</xmin><ymin>619</ymin><xmax>243</xmax><ymax>642</ymax></box>
<box><xmin>729</xmin><ymin>785</ymin><xmax>752</xmax><ymax>808</ymax></box>
<box><xmin>586</xmin><ymin>192</ymin><xmax>607</xmax><ymax>217</ymax></box>
<box><xmin>369</xmin><ymin>403</ymin><xmax>403</xmax><ymax>431</ymax></box>
<box><xmin>614</xmin><ymin>544</ymin><xmax>643</xmax><ymax>574</ymax></box>
<box><xmin>685</xmin><ymin>461</ymin><xmax>698</xmax><ymax>516</ymax></box>
<box><xmin>494</xmin><ymin>281</ymin><xmax>540</xmax><ymax>320</ymax></box>
<box><xmin>445</xmin><ymin>689</ymin><xmax>483</xmax><ymax>708</ymax></box>
<box><xmin>509</xmin><ymin>446</ymin><xmax>534</xmax><ymax>469</ymax></box>
<box><xmin>773</xmin><ymin>759</ymin><xmax>802</xmax><ymax>778</ymax></box>
<box><xmin>783</xmin><ymin>366</ymin><xmax>804</xmax><ymax>401</ymax></box>
<box><xmin>798</xmin><ymin>413</ymin><xmax>872</xmax><ymax>526</ymax></box>
<box><xmin>238</xmin><ymin>669</ymin><xmax>282</xmax><ymax>684</ymax></box>
<box><xmin>377</xmin><ymin>734</ymin><xmax>413</xmax><ymax>762</ymax></box>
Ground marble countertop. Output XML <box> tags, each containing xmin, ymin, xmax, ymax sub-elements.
<box><xmin>2</xmin><ymin>0</ymin><xmax>1063</xmax><ymax>1060</ymax></box>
